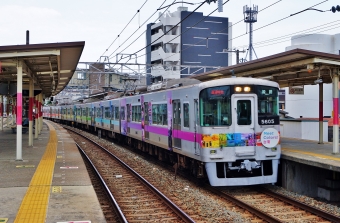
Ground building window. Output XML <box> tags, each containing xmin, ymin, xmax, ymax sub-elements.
<box><xmin>77</xmin><ymin>72</ymin><xmax>86</xmax><ymax>80</ymax></box>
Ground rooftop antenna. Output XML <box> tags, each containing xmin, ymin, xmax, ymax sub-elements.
<box><xmin>243</xmin><ymin>4</ymin><xmax>258</xmax><ymax>61</ymax></box>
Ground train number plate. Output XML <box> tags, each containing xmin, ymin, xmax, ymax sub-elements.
<box><xmin>258</xmin><ymin>116</ymin><xmax>279</xmax><ymax>125</ymax></box>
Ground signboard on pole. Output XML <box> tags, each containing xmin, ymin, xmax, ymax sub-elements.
<box><xmin>289</xmin><ymin>86</ymin><xmax>304</xmax><ymax>95</ymax></box>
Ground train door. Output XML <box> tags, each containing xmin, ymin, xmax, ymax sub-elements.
<box><xmin>172</xmin><ymin>99</ymin><xmax>181</xmax><ymax>149</ymax></box>
<box><xmin>194</xmin><ymin>99</ymin><xmax>200</xmax><ymax>155</ymax></box>
<box><xmin>144</xmin><ymin>102</ymin><xmax>149</xmax><ymax>139</ymax></box>
<box><xmin>110</xmin><ymin>103</ymin><xmax>114</xmax><ymax>130</ymax></box>
<box><xmin>91</xmin><ymin>106</ymin><xmax>95</xmax><ymax>126</ymax></box>
<box><xmin>232</xmin><ymin>95</ymin><xmax>256</xmax><ymax>156</ymax></box>
<box><xmin>126</xmin><ymin>104</ymin><xmax>131</xmax><ymax>134</ymax></box>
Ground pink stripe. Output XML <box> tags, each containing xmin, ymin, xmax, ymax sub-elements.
<box><xmin>173</xmin><ymin>129</ymin><xmax>194</xmax><ymax>142</ymax></box>
<box><xmin>17</xmin><ymin>93</ymin><xmax>22</xmax><ymax>124</ymax></box>
<box><xmin>334</xmin><ymin>98</ymin><xmax>339</xmax><ymax>125</ymax></box>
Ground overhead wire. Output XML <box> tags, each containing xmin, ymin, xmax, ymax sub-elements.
<box><xmin>253</xmin><ymin>23</ymin><xmax>340</xmax><ymax>49</ymax></box>
<box><xmin>228</xmin><ymin>0</ymin><xmax>329</xmax><ymax>45</ymax></box>
<box><xmin>98</xmin><ymin>0</ymin><xmax>150</xmax><ymax>60</ymax></box>
<box><xmin>108</xmin><ymin>0</ymin><xmax>176</xmax><ymax>59</ymax></box>
<box><xmin>113</xmin><ymin>0</ymin><xmax>207</xmax><ymax>62</ymax></box>
<box><xmin>137</xmin><ymin>0</ymin><xmax>281</xmax><ymax>63</ymax></box>
<box><xmin>234</xmin><ymin>20</ymin><xmax>340</xmax><ymax>49</ymax></box>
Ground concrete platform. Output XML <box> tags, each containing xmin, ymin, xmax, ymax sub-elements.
<box><xmin>281</xmin><ymin>137</ymin><xmax>340</xmax><ymax>172</ymax></box>
<box><xmin>281</xmin><ymin>137</ymin><xmax>340</xmax><ymax>202</ymax></box>
<box><xmin>0</xmin><ymin>121</ymin><xmax>106</xmax><ymax>223</ymax></box>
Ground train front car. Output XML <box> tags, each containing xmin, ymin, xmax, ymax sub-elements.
<box><xmin>199</xmin><ymin>78</ymin><xmax>280</xmax><ymax>186</ymax></box>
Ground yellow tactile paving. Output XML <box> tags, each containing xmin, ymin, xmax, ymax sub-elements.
<box><xmin>282</xmin><ymin>147</ymin><xmax>340</xmax><ymax>162</ymax></box>
<box><xmin>14</xmin><ymin>122</ymin><xmax>57</xmax><ymax>223</ymax></box>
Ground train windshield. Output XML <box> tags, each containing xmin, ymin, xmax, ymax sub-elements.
<box><xmin>257</xmin><ymin>86</ymin><xmax>279</xmax><ymax>116</ymax></box>
<box><xmin>199</xmin><ymin>86</ymin><xmax>231</xmax><ymax>126</ymax></box>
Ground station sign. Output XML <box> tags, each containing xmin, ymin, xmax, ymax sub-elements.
<box><xmin>289</xmin><ymin>86</ymin><xmax>304</xmax><ymax>95</ymax></box>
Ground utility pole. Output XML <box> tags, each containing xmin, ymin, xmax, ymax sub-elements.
<box><xmin>223</xmin><ymin>49</ymin><xmax>246</xmax><ymax>64</ymax></box>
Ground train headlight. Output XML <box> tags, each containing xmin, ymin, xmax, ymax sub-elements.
<box><xmin>235</xmin><ymin>86</ymin><xmax>242</xmax><ymax>92</ymax></box>
<box><xmin>244</xmin><ymin>86</ymin><xmax>251</xmax><ymax>92</ymax></box>
<box><xmin>210</xmin><ymin>150</ymin><xmax>217</xmax><ymax>155</ymax></box>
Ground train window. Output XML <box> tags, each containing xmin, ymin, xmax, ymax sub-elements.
<box><xmin>257</xmin><ymin>86</ymin><xmax>279</xmax><ymax>116</ymax></box>
<box><xmin>237</xmin><ymin>100</ymin><xmax>252</xmax><ymax>125</ymax></box>
<box><xmin>77</xmin><ymin>108</ymin><xmax>81</xmax><ymax>116</ymax></box>
<box><xmin>104</xmin><ymin>107</ymin><xmax>110</xmax><ymax>119</ymax></box>
<box><xmin>82</xmin><ymin>108</ymin><xmax>86</xmax><ymax>117</ymax></box>
<box><xmin>96</xmin><ymin>107</ymin><xmax>102</xmax><ymax>117</ymax></box>
<box><xmin>144</xmin><ymin>102</ymin><xmax>149</xmax><ymax>123</ymax></box>
<box><xmin>132</xmin><ymin>105</ymin><xmax>141</xmax><ymax>122</ymax></box>
<box><xmin>152</xmin><ymin>104</ymin><xmax>167</xmax><ymax>125</ymax></box>
<box><xmin>120</xmin><ymin>106</ymin><xmax>125</xmax><ymax>120</ymax></box>
<box><xmin>114</xmin><ymin>106</ymin><xmax>119</xmax><ymax>120</ymax></box>
<box><xmin>183</xmin><ymin>103</ymin><xmax>190</xmax><ymax>128</ymax></box>
<box><xmin>199</xmin><ymin>86</ymin><xmax>231</xmax><ymax>126</ymax></box>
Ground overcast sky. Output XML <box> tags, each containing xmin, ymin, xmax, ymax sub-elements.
<box><xmin>0</xmin><ymin>0</ymin><xmax>338</xmax><ymax>65</ymax></box>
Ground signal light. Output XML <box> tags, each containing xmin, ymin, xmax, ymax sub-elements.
<box><xmin>331</xmin><ymin>5</ymin><xmax>340</xmax><ymax>13</ymax></box>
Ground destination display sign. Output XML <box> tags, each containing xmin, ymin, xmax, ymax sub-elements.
<box><xmin>258</xmin><ymin>116</ymin><xmax>279</xmax><ymax>125</ymax></box>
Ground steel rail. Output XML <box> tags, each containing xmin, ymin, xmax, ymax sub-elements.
<box><xmin>207</xmin><ymin>185</ymin><xmax>282</xmax><ymax>223</ymax></box>
<box><xmin>76</xmin><ymin>142</ymin><xmax>128</xmax><ymax>223</ymax></box>
<box><xmin>257</xmin><ymin>186</ymin><xmax>340</xmax><ymax>223</ymax></box>
<box><xmin>67</xmin><ymin>126</ymin><xmax>195</xmax><ymax>223</ymax></box>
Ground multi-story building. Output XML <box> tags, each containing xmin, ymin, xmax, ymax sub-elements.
<box><xmin>146</xmin><ymin>7</ymin><xmax>232</xmax><ymax>84</ymax></box>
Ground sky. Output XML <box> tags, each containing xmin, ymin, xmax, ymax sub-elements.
<box><xmin>0</xmin><ymin>0</ymin><xmax>338</xmax><ymax>66</ymax></box>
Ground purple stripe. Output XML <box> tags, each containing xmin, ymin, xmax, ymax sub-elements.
<box><xmin>128</xmin><ymin>122</ymin><xmax>142</xmax><ymax>130</ymax></box>
<box><xmin>174</xmin><ymin>130</ymin><xmax>202</xmax><ymax>144</ymax></box>
<box><xmin>144</xmin><ymin>125</ymin><xmax>202</xmax><ymax>144</ymax></box>
<box><xmin>145</xmin><ymin>125</ymin><xmax>168</xmax><ymax>135</ymax></box>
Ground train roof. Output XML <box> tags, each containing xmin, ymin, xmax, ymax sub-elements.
<box><xmin>199</xmin><ymin>77</ymin><xmax>279</xmax><ymax>89</ymax></box>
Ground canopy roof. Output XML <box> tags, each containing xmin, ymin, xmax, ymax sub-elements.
<box><xmin>190</xmin><ymin>49</ymin><xmax>340</xmax><ymax>87</ymax></box>
<box><xmin>0</xmin><ymin>41</ymin><xmax>85</xmax><ymax>97</ymax></box>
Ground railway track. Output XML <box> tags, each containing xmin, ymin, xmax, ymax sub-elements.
<box><xmin>217</xmin><ymin>186</ymin><xmax>340</xmax><ymax>223</ymax></box>
<box><xmin>64</xmin><ymin>125</ymin><xmax>340</xmax><ymax>222</ymax></box>
<box><xmin>68</xmin><ymin>127</ymin><xmax>194</xmax><ymax>223</ymax></box>
<box><xmin>79</xmin><ymin>142</ymin><xmax>127</xmax><ymax>223</ymax></box>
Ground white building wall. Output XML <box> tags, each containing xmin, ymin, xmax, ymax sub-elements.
<box><xmin>284</xmin><ymin>34</ymin><xmax>340</xmax><ymax>118</ymax></box>
<box><xmin>284</xmin><ymin>84</ymin><xmax>333</xmax><ymax>118</ymax></box>
<box><xmin>280</xmin><ymin>120</ymin><xmax>328</xmax><ymax>142</ymax></box>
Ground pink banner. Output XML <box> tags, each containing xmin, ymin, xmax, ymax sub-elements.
<box><xmin>333</xmin><ymin>98</ymin><xmax>339</xmax><ymax>125</ymax></box>
<box><xmin>17</xmin><ymin>93</ymin><xmax>22</xmax><ymax>125</ymax></box>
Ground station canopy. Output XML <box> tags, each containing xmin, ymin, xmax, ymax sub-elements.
<box><xmin>0</xmin><ymin>41</ymin><xmax>85</xmax><ymax>97</ymax></box>
<box><xmin>190</xmin><ymin>49</ymin><xmax>340</xmax><ymax>87</ymax></box>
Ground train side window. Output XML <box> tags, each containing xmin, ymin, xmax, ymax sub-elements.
<box><xmin>114</xmin><ymin>106</ymin><xmax>119</xmax><ymax>120</ymax></box>
<box><xmin>183</xmin><ymin>103</ymin><xmax>189</xmax><ymax>128</ymax></box>
<box><xmin>152</xmin><ymin>104</ymin><xmax>167</xmax><ymax>125</ymax></box>
<box><xmin>120</xmin><ymin>106</ymin><xmax>125</xmax><ymax>120</ymax></box>
<box><xmin>104</xmin><ymin>107</ymin><xmax>110</xmax><ymax>119</ymax></box>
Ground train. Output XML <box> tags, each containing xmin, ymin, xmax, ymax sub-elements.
<box><xmin>43</xmin><ymin>77</ymin><xmax>281</xmax><ymax>186</ymax></box>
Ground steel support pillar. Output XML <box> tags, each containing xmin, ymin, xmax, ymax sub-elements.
<box><xmin>29</xmin><ymin>79</ymin><xmax>34</xmax><ymax>146</ymax></box>
<box><xmin>35</xmin><ymin>95</ymin><xmax>38</xmax><ymax>139</ymax></box>
<box><xmin>16</xmin><ymin>61</ymin><xmax>23</xmax><ymax>161</ymax></box>
<box><xmin>319</xmin><ymin>83</ymin><xmax>324</xmax><ymax>144</ymax></box>
<box><xmin>332</xmin><ymin>69</ymin><xmax>339</xmax><ymax>154</ymax></box>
